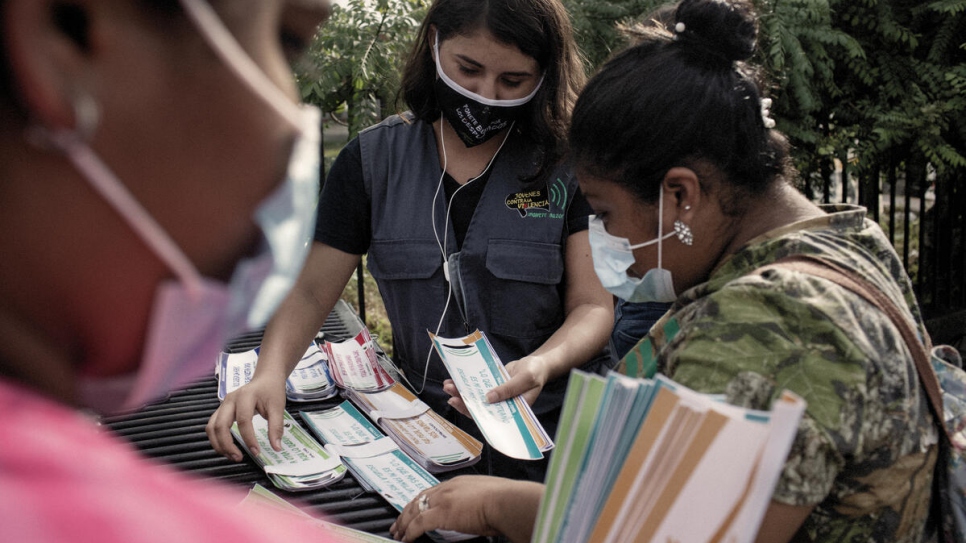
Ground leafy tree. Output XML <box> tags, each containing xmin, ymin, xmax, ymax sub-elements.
<box><xmin>564</xmin><ymin>0</ymin><xmax>655</xmax><ymax>70</ymax></box>
<box><xmin>296</xmin><ymin>0</ymin><xmax>427</xmax><ymax>139</ymax></box>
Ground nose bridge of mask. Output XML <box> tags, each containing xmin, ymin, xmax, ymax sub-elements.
<box><xmin>433</xmin><ymin>31</ymin><xmax>544</xmax><ymax>108</ymax></box>
<box><xmin>179</xmin><ymin>0</ymin><xmax>309</xmax><ymax>136</ymax></box>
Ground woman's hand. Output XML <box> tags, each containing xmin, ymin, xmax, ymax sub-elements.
<box><xmin>205</xmin><ymin>374</ymin><xmax>288</xmax><ymax>462</ymax></box>
<box><xmin>390</xmin><ymin>476</ymin><xmax>544</xmax><ymax>543</ymax></box>
<box><xmin>442</xmin><ymin>355</ymin><xmax>550</xmax><ymax>416</ymax></box>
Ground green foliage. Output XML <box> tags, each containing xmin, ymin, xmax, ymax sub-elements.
<box><xmin>563</xmin><ymin>0</ymin><xmax>655</xmax><ymax>71</ymax></box>
<box><xmin>628</xmin><ymin>0</ymin><xmax>966</xmax><ymax>180</ymax></box>
<box><xmin>296</xmin><ymin>0</ymin><xmax>427</xmax><ymax>138</ymax></box>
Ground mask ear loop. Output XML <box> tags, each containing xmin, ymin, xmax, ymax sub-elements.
<box><xmin>401</xmin><ymin>118</ymin><xmax>514</xmax><ymax>396</ymax></box>
<box><xmin>26</xmin><ymin>94</ymin><xmax>205</xmax><ymax>299</ymax></box>
<box><xmin>178</xmin><ymin>0</ymin><xmax>306</xmax><ymax>134</ymax></box>
<box><xmin>657</xmin><ymin>183</ymin><xmax>664</xmax><ymax>269</ymax></box>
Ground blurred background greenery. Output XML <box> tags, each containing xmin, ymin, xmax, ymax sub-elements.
<box><xmin>298</xmin><ymin>0</ymin><xmax>966</xmax><ymax>353</ymax></box>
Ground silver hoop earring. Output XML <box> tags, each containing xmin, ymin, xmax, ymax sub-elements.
<box><xmin>674</xmin><ymin>220</ymin><xmax>693</xmax><ymax>246</ymax></box>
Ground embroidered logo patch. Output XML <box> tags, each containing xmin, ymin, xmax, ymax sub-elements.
<box><xmin>505</xmin><ymin>178</ymin><xmax>568</xmax><ymax>219</ymax></box>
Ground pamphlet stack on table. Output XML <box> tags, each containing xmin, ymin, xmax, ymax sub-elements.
<box><xmin>325</xmin><ymin>328</ymin><xmax>395</xmax><ymax>392</ymax></box>
<box><xmin>532</xmin><ymin>370</ymin><xmax>805</xmax><ymax>543</ymax></box>
<box><xmin>229</xmin><ymin>410</ymin><xmax>346</xmax><ymax>492</ymax></box>
<box><xmin>344</xmin><ymin>382</ymin><xmax>483</xmax><ymax>473</ymax></box>
<box><xmin>300</xmin><ymin>402</ymin><xmax>474</xmax><ymax>542</ymax></box>
<box><xmin>216</xmin><ymin>342</ymin><xmax>338</xmax><ymax>402</ymax></box>
<box><xmin>429</xmin><ymin>330</ymin><xmax>553</xmax><ymax>460</ymax></box>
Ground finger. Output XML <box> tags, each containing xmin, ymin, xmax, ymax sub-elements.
<box><xmin>447</xmin><ymin>396</ymin><xmax>471</xmax><ymax>417</ymax></box>
<box><xmin>485</xmin><ymin>376</ymin><xmax>532</xmax><ymax>403</ymax></box>
<box><xmin>206</xmin><ymin>407</ymin><xmax>244</xmax><ymax>462</ymax></box>
<box><xmin>400</xmin><ymin>502</ymin><xmax>440</xmax><ymax>543</ymax></box>
<box><xmin>442</xmin><ymin>380</ymin><xmax>462</xmax><ymax>399</ymax></box>
<box><xmin>391</xmin><ymin>494</ymin><xmax>422</xmax><ymax>540</ymax></box>
<box><xmin>233</xmin><ymin>398</ymin><xmax>261</xmax><ymax>457</ymax></box>
<box><xmin>264</xmin><ymin>402</ymin><xmax>285</xmax><ymax>452</ymax></box>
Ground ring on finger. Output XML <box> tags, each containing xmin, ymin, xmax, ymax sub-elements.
<box><xmin>418</xmin><ymin>493</ymin><xmax>430</xmax><ymax>513</ymax></box>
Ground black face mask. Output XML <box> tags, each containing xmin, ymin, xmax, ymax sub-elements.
<box><xmin>432</xmin><ymin>31</ymin><xmax>542</xmax><ymax>147</ymax></box>
<box><xmin>434</xmin><ymin>77</ymin><xmax>528</xmax><ymax>147</ymax></box>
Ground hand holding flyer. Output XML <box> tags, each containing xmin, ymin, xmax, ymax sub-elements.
<box><xmin>429</xmin><ymin>330</ymin><xmax>553</xmax><ymax>460</ymax></box>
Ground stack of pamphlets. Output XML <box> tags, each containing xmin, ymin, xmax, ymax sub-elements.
<box><xmin>216</xmin><ymin>342</ymin><xmax>338</xmax><ymax>402</ymax></box>
<box><xmin>429</xmin><ymin>330</ymin><xmax>553</xmax><ymax>460</ymax></box>
<box><xmin>300</xmin><ymin>402</ymin><xmax>474</xmax><ymax>542</ymax></box>
<box><xmin>286</xmin><ymin>343</ymin><xmax>339</xmax><ymax>401</ymax></box>
<box><xmin>345</xmin><ymin>382</ymin><xmax>482</xmax><ymax>473</ymax></box>
<box><xmin>325</xmin><ymin>329</ymin><xmax>394</xmax><ymax>392</ymax></box>
<box><xmin>230</xmin><ymin>410</ymin><xmax>346</xmax><ymax>492</ymax></box>
<box><xmin>532</xmin><ymin>371</ymin><xmax>805</xmax><ymax>543</ymax></box>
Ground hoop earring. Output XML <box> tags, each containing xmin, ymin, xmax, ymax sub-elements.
<box><xmin>674</xmin><ymin>220</ymin><xmax>693</xmax><ymax>246</ymax></box>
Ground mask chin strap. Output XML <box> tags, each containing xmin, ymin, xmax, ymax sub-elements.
<box><xmin>433</xmin><ymin>30</ymin><xmax>544</xmax><ymax>108</ymax></box>
<box><xmin>178</xmin><ymin>0</ymin><xmax>307</xmax><ymax>135</ymax></box>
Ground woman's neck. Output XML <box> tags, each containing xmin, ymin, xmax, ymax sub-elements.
<box><xmin>433</xmin><ymin>118</ymin><xmax>511</xmax><ymax>184</ymax></box>
<box><xmin>720</xmin><ymin>182</ymin><xmax>825</xmax><ymax>259</ymax></box>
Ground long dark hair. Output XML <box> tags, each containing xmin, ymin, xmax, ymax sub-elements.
<box><xmin>400</xmin><ymin>0</ymin><xmax>585</xmax><ymax>182</ymax></box>
<box><xmin>569</xmin><ymin>0</ymin><xmax>792</xmax><ymax>212</ymax></box>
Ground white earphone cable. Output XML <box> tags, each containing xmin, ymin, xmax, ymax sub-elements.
<box><xmin>402</xmin><ymin>120</ymin><xmax>513</xmax><ymax>395</ymax></box>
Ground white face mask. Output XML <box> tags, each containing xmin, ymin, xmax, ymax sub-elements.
<box><xmin>587</xmin><ymin>186</ymin><xmax>677</xmax><ymax>304</ymax></box>
<box><xmin>63</xmin><ymin>0</ymin><xmax>321</xmax><ymax>414</ymax></box>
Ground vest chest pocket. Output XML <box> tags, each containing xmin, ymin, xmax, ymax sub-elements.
<box><xmin>367</xmin><ymin>239</ymin><xmax>442</xmax><ymax>280</ymax></box>
<box><xmin>484</xmin><ymin>239</ymin><xmax>565</xmax><ymax>339</ymax></box>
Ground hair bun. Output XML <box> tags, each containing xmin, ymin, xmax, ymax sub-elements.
<box><xmin>674</xmin><ymin>0</ymin><xmax>757</xmax><ymax>64</ymax></box>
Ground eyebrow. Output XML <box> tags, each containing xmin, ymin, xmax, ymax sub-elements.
<box><xmin>454</xmin><ymin>54</ymin><xmax>535</xmax><ymax>78</ymax></box>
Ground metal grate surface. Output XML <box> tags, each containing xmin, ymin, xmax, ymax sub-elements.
<box><xmin>101</xmin><ymin>300</ymin><xmax>450</xmax><ymax>539</ymax></box>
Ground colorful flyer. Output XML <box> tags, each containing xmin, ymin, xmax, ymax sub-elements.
<box><xmin>216</xmin><ymin>343</ymin><xmax>337</xmax><ymax>402</ymax></box>
<box><xmin>325</xmin><ymin>329</ymin><xmax>394</xmax><ymax>392</ymax></box>
<box><xmin>300</xmin><ymin>404</ymin><xmax>474</xmax><ymax>542</ymax></box>
<box><xmin>230</xmin><ymin>410</ymin><xmax>346</xmax><ymax>492</ymax></box>
<box><xmin>286</xmin><ymin>343</ymin><xmax>338</xmax><ymax>401</ymax></box>
<box><xmin>217</xmin><ymin>348</ymin><xmax>258</xmax><ymax>400</ymax></box>
<box><xmin>430</xmin><ymin>330</ymin><xmax>553</xmax><ymax>460</ymax></box>
<box><xmin>345</xmin><ymin>383</ymin><xmax>483</xmax><ymax>472</ymax></box>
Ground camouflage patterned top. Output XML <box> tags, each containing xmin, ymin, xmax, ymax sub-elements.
<box><xmin>622</xmin><ymin>205</ymin><xmax>937</xmax><ymax>542</ymax></box>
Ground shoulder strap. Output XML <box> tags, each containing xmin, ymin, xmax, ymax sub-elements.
<box><xmin>757</xmin><ymin>255</ymin><xmax>950</xmax><ymax>443</ymax></box>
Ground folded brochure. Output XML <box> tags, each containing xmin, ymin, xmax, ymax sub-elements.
<box><xmin>300</xmin><ymin>402</ymin><xmax>474</xmax><ymax>542</ymax></box>
<box><xmin>429</xmin><ymin>330</ymin><xmax>553</xmax><ymax>460</ymax></box>
<box><xmin>216</xmin><ymin>342</ymin><xmax>338</xmax><ymax>402</ymax></box>
<box><xmin>344</xmin><ymin>382</ymin><xmax>482</xmax><ymax>473</ymax></box>
<box><xmin>230</xmin><ymin>410</ymin><xmax>346</xmax><ymax>492</ymax></box>
<box><xmin>325</xmin><ymin>328</ymin><xmax>394</xmax><ymax>392</ymax></box>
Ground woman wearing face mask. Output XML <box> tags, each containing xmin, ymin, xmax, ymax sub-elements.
<box><xmin>208</xmin><ymin>0</ymin><xmax>614</xmax><ymax>483</ymax></box>
<box><xmin>389</xmin><ymin>1</ymin><xmax>938</xmax><ymax>542</ymax></box>
<box><xmin>0</xmin><ymin>0</ymin><xmax>341</xmax><ymax>541</ymax></box>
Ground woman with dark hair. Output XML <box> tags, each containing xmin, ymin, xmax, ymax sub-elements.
<box><xmin>389</xmin><ymin>0</ymin><xmax>937</xmax><ymax>541</ymax></box>
<box><xmin>0</xmin><ymin>0</ymin><xmax>340</xmax><ymax>541</ymax></box>
<box><xmin>208</xmin><ymin>0</ymin><xmax>613</xmax><ymax>482</ymax></box>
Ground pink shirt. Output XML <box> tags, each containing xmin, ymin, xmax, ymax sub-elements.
<box><xmin>0</xmin><ymin>378</ymin><xmax>342</xmax><ymax>543</ymax></box>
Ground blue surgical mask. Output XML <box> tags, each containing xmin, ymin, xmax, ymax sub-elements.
<box><xmin>587</xmin><ymin>187</ymin><xmax>677</xmax><ymax>304</ymax></box>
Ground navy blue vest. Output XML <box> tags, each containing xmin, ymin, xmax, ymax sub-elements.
<box><xmin>360</xmin><ymin>114</ymin><xmax>605</xmax><ymax>415</ymax></box>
